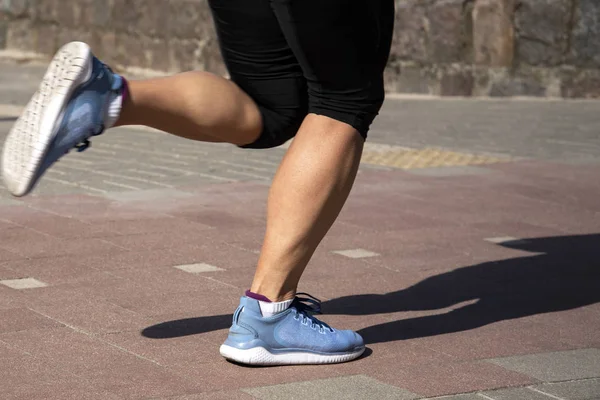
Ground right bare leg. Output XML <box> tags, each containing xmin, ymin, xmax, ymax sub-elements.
<box><xmin>114</xmin><ymin>71</ymin><xmax>263</xmax><ymax>146</ymax></box>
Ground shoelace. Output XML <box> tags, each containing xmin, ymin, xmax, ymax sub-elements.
<box><xmin>292</xmin><ymin>292</ymin><xmax>335</xmax><ymax>334</ymax></box>
<box><xmin>74</xmin><ymin>124</ymin><xmax>105</xmax><ymax>153</ymax></box>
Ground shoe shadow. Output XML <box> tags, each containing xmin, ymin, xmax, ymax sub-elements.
<box><xmin>142</xmin><ymin>234</ymin><xmax>600</xmax><ymax>345</ymax></box>
<box><xmin>143</xmin><ymin>314</ymin><xmax>232</xmax><ymax>339</ymax></box>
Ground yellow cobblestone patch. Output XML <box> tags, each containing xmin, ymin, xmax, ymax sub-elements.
<box><xmin>361</xmin><ymin>144</ymin><xmax>509</xmax><ymax>169</ymax></box>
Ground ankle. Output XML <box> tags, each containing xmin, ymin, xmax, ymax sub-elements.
<box><xmin>246</xmin><ymin>290</ymin><xmax>294</xmax><ymax>317</ymax></box>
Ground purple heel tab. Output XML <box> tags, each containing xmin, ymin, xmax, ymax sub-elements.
<box><xmin>121</xmin><ymin>77</ymin><xmax>130</xmax><ymax>103</ymax></box>
<box><xmin>245</xmin><ymin>290</ymin><xmax>272</xmax><ymax>303</ymax></box>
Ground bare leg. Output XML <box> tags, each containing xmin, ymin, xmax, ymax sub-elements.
<box><xmin>251</xmin><ymin>114</ymin><xmax>363</xmax><ymax>302</ymax></box>
<box><xmin>111</xmin><ymin>74</ymin><xmax>363</xmax><ymax>304</ymax></box>
<box><xmin>115</xmin><ymin>71</ymin><xmax>262</xmax><ymax>146</ymax></box>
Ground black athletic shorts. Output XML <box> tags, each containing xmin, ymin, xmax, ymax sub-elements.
<box><xmin>208</xmin><ymin>0</ymin><xmax>394</xmax><ymax>149</ymax></box>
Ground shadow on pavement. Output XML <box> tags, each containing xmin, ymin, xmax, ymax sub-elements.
<box><xmin>0</xmin><ymin>117</ymin><xmax>17</xmax><ymax>122</ymax></box>
<box><xmin>143</xmin><ymin>314</ymin><xmax>232</xmax><ymax>339</ymax></box>
<box><xmin>142</xmin><ymin>234</ymin><xmax>600</xmax><ymax>345</ymax></box>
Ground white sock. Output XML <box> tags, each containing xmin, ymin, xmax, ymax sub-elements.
<box><xmin>259</xmin><ymin>299</ymin><xmax>293</xmax><ymax>317</ymax></box>
<box><xmin>104</xmin><ymin>92</ymin><xmax>123</xmax><ymax>129</ymax></box>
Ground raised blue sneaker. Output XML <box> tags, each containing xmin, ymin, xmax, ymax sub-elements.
<box><xmin>1</xmin><ymin>41</ymin><xmax>123</xmax><ymax>197</ymax></box>
<box><xmin>220</xmin><ymin>293</ymin><xmax>365</xmax><ymax>366</ymax></box>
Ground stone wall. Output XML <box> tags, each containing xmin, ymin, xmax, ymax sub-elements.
<box><xmin>388</xmin><ymin>0</ymin><xmax>600</xmax><ymax>97</ymax></box>
<box><xmin>1</xmin><ymin>0</ymin><xmax>599</xmax><ymax>97</ymax></box>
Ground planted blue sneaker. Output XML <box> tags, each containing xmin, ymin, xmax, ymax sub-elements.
<box><xmin>2</xmin><ymin>41</ymin><xmax>123</xmax><ymax>197</ymax></box>
<box><xmin>220</xmin><ymin>293</ymin><xmax>365</xmax><ymax>366</ymax></box>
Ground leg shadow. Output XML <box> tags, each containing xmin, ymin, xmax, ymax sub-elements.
<box><xmin>142</xmin><ymin>234</ymin><xmax>600</xmax><ymax>345</ymax></box>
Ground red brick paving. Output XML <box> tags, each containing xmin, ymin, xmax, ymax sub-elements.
<box><xmin>1</xmin><ymin>160</ymin><xmax>599</xmax><ymax>398</ymax></box>
<box><xmin>0</xmin><ymin>308</ymin><xmax>63</xmax><ymax>333</ymax></box>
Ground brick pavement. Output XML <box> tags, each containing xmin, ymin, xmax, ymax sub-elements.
<box><xmin>0</xmin><ymin>59</ymin><xmax>600</xmax><ymax>399</ymax></box>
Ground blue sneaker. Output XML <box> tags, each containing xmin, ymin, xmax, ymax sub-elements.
<box><xmin>220</xmin><ymin>293</ymin><xmax>365</xmax><ymax>365</ymax></box>
<box><xmin>1</xmin><ymin>41</ymin><xmax>123</xmax><ymax>197</ymax></box>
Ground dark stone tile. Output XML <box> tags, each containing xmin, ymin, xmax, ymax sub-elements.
<box><xmin>487</xmin><ymin>348</ymin><xmax>600</xmax><ymax>382</ymax></box>
<box><xmin>371</xmin><ymin>360</ymin><xmax>534</xmax><ymax>397</ymax></box>
<box><xmin>482</xmin><ymin>386</ymin><xmax>560</xmax><ymax>400</ymax></box>
<box><xmin>244</xmin><ymin>375</ymin><xmax>418</xmax><ymax>400</ymax></box>
<box><xmin>533</xmin><ymin>378</ymin><xmax>600</xmax><ymax>400</ymax></box>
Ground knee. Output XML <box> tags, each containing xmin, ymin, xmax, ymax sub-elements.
<box><xmin>308</xmin><ymin>81</ymin><xmax>386</xmax><ymax>140</ymax></box>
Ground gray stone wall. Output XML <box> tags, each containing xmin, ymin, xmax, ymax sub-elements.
<box><xmin>1</xmin><ymin>0</ymin><xmax>599</xmax><ymax>97</ymax></box>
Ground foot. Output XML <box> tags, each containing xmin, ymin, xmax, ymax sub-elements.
<box><xmin>220</xmin><ymin>293</ymin><xmax>365</xmax><ymax>366</ymax></box>
<box><xmin>1</xmin><ymin>41</ymin><xmax>123</xmax><ymax>197</ymax></box>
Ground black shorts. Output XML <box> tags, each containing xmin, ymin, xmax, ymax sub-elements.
<box><xmin>208</xmin><ymin>0</ymin><xmax>394</xmax><ymax>149</ymax></box>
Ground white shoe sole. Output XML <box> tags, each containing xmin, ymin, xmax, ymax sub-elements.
<box><xmin>1</xmin><ymin>41</ymin><xmax>93</xmax><ymax>197</ymax></box>
<box><xmin>219</xmin><ymin>344</ymin><xmax>365</xmax><ymax>366</ymax></box>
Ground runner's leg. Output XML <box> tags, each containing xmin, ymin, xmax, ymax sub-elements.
<box><xmin>114</xmin><ymin>72</ymin><xmax>262</xmax><ymax>146</ymax></box>
<box><xmin>250</xmin><ymin>0</ymin><xmax>395</xmax><ymax>301</ymax></box>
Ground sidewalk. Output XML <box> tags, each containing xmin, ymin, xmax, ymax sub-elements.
<box><xmin>0</xmin><ymin>59</ymin><xmax>599</xmax><ymax>399</ymax></box>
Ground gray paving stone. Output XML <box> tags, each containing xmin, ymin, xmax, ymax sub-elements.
<box><xmin>242</xmin><ymin>375</ymin><xmax>418</xmax><ymax>400</ymax></box>
<box><xmin>533</xmin><ymin>378</ymin><xmax>600</xmax><ymax>400</ymax></box>
<box><xmin>480</xmin><ymin>387</ymin><xmax>558</xmax><ymax>400</ymax></box>
<box><xmin>174</xmin><ymin>263</ymin><xmax>225</xmax><ymax>274</ymax></box>
<box><xmin>332</xmin><ymin>248</ymin><xmax>380</xmax><ymax>259</ymax></box>
<box><xmin>484</xmin><ymin>237</ymin><xmax>529</xmax><ymax>245</ymax></box>
<box><xmin>372</xmin><ymin>98</ymin><xmax>600</xmax><ymax>163</ymax></box>
<box><xmin>2</xmin><ymin>82</ymin><xmax>600</xmax><ymax>197</ymax></box>
<box><xmin>0</xmin><ymin>278</ymin><xmax>48</xmax><ymax>290</ymax></box>
<box><xmin>3</xmin><ymin>57</ymin><xmax>600</xmax><ymax>164</ymax></box>
<box><xmin>102</xmin><ymin>188</ymin><xmax>194</xmax><ymax>203</ymax></box>
<box><xmin>486</xmin><ymin>349</ymin><xmax>600</xmax><ymax>382</ymax></box>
